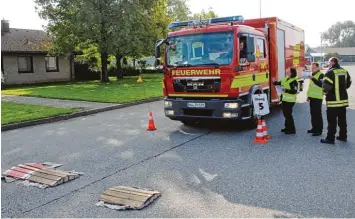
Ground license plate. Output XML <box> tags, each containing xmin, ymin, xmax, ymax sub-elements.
<box><xmin>187</xmin><ymin>82</ymin><xmax>204</xmax><ymax>86</ymax></box>
<box><xmin>187</xmin><ymin>102</ymin><xmax>206</xmax><ymax>108</ymax></box>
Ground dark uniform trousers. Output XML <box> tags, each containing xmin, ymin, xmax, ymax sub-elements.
<box><xmin>327</xmin><ymin>107</ymin><xmax>347</xmax><ymax>141</ymax></box>
<box><xmin>309</xmin><ymin>98</ymin><xmax>323</xmax><ymax>133</ymax></box>
<box><xmin>282</xmin><ymin>102</ymin><xmax>295</xmax><ymax>131</ymax></box>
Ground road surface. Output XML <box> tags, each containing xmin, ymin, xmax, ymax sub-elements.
<box><xmin>2</xmin><ymin>66</ymin><xmax>355</xmax><ymax>218</ymax></box>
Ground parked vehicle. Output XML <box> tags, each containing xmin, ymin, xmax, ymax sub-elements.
<box><xmin>155</xmin><ymin>16</ymin><xmax>306</xmax><ymax>125</ymax></box>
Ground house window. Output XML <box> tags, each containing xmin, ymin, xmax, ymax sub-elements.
<box><xmin>17</xmin><ymin>56</ymin><xmax>33</xmax><ymax>73</ymax></box>
<box><xmin>45</xmin><ymin>56</ymin><xmax>59</xmax><ymax>72</ymax></box>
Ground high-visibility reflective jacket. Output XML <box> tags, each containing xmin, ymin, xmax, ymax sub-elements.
<box><xmin>323</xmin><ymin>64</ymin><xmax>352</xmax><ymax>107</ymax></box>
<box><xmin>280</xmin><ymin>76</ymin><xmax>298</xmax><ymax>103</ymax></box>
<box><xmin>307</xmin><ymin>70</ymin><xmax>324</xmax><ymax>100</ymax></box>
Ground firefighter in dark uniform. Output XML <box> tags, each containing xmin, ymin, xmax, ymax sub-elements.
<box><xmin>273</xmin><ymin>67</ymin><xmax>299</xmax><ymax>134</ymax></box>
<box><xmin>307</xmin><ymin>62</ymin><xmax>324</xmax><ymax>136</ymax></box>
<box><xmin>321</xmin><ymin>57</ymin><xmax>352</xmax><ymax>144</ymax></box>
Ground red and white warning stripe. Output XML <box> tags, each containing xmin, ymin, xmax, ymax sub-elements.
<box><xmin>2</xmin><ymin>163</ymin><xmax>48</xmax><ymax>180</ymax></box>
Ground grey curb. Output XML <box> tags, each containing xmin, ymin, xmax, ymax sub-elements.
<box><xmin>2</xmin><ymin>97</ymin><xmax>163</xmax><ymax>132</ymax></box>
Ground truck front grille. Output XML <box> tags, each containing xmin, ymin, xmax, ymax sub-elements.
<box><xmin>183</xmin><ymin>109</ymin><xmax>213</xmax><ymax>117</ymax></box>
<box><xmin>173</xmin><ymin>78</ymin><xmax>221</xmax><ymax>93</ymax></box>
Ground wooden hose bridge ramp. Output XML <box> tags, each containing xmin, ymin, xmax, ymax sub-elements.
<box><xmin>97</xmin><ymin>186</ymin><xmax>161</xmax><ymax>210</ymax></box>
<box><xmin>2</xmin><ymin>163</ymin><xmax>82</xmax><ymax>188</ymax></box>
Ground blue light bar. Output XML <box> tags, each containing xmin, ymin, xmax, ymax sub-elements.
<box><xmin>210</xmin><ymin>16</ymin><xmax>244</xmax><ymax>24</ymax></box>
<box><xmin>168</xmin><ymin>15</ymin><xmax>244</xmax><ymax>30</ymax></box>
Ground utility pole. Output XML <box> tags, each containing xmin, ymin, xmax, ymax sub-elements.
<box><xmin>320</xmin><ymin>32</ymin><xmax>323</xmax><ymax>63</ymax></box>
<box><xmin>259</xmin><ymin>0</ymin><xmax>262</xmax><ymax>18</ymax></box>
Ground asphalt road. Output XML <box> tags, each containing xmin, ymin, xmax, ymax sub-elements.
<box><xmin>2</xmin><ymin>66</ymin><xmax>355</xmax><ymax>218</ymax></box>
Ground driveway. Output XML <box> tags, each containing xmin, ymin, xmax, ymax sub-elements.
<box><xmin>2</xmin><ymin>66</ymin><xmax>355</xmax><ymax>218</ymax></box>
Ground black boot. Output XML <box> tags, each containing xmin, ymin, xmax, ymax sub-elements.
<box><xmin>336</xmin><ymin>136</ymin><xmax>347</xmax><ymax>142</ymax></box>
<box><xmin>320</xmin><ymin>138</ymin><xmax>335</xmax><ymax>144</ymax></box>
<box><xmin>285</xmin><ymin>130</ymin><xmax>296</xmax><ymax>135</ymax></box>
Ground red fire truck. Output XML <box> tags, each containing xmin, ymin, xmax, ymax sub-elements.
<box><xmin>155</xmin><ymin>16</ymin><xmax>305</xmax><ymax>126</ymax></box>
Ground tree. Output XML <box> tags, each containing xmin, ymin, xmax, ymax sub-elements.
<box><xmin>111</xmin><ymin>0</ymin><xmax>168</xmax><ymax>78</ymax></box>
<box><xmin>167</xmin><ymin>0</ymin><xmax>190</xmax><ymax>21</ymax></box>
<box><xmin>35</xmin><ymin>0</ymin><xmax>120</xmax><ymax>82</ymax></box>
<box><xmin>324</xmin><ymin>52</ymin><xmax>341</xmax><ymax>61</ymax></box>
<box><xmin>189</xmin><ymin>7</ymin><xmax>218</xmax><ymax>20</ymax></box>
<box><xmin>321</xmin><ymin>20</ymin><xmax>355</xmax><ymax>48</ymax></box>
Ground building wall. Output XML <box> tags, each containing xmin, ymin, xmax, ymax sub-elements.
<box><xmin>2</xmin><ymin>53</ymin><xmax>71</xmax><ymax>85</ymax></box>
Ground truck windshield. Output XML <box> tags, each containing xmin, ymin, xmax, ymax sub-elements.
<box><xmin>166</xmin><ymin>31</ymin><xmax>234</xmax><ymax>67</ymax></box>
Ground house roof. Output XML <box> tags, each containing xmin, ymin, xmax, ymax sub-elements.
<box><xmin>305</xmin><ymin>44</ymin><xmax>317</xmax><ymax>53</ymax></box>
<box><xmin>1</xmin><ymin>28</ymin><xmax>51</xmax><ymax>53</ymax></box>
<box><xmin>312</xmin><ymin>47</ymin><xmax>355</xmax><ymax>56</ymax></box>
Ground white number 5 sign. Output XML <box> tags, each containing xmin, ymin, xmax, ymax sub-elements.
<box><xmin>252</xmin><ymin>93</ymin><xmax>270</xmax><ymax>116</ymax></box>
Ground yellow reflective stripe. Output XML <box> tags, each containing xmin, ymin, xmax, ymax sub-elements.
<box><xmin>327</xmin><ymin>103</ymin><xmax>348</xmax><ymax>107</ymax></box>
<box><xmin>162</xmin><ymin>80</ymin><xmax>165</xmax><ymax>88</ymax></box>
<box><xmin>230</xmin><ymin>72</ymin><xmax>269</xmax><ymax>88</ymax></box>
<box><xmin>324</xmin><ymin>77</ymin><xmax>333</xmax><ymax>84</ymax></box>
<box><xmin>335</xmin><ymin>75</ymin><xmax>340</xmax><ymax>101</ymax></box>
<box><xmin>282</xmin><ymin>93</ymin><xmax>297</xmax><ymax>102</ymax></box>
<box><xmin>333</xmin><ymin>69</ymin><xmax>347</xmax><ymax>74</ymax></box>
<box><xmin>327</xmin><ymin>100</ymin><xmax>348</xmax><ymax>104</ymax></box>
<box><xmin>293</xmin><ymin>51</ymin><xmax>300</xmax><ymax>58</ymax></box>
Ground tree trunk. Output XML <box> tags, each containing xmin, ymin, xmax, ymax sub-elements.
<box><xmin>116</xmin><ymin>54</ymin><xmax>123</xmax><ymax>79</ymax></box>
<box><xmin>99</xmin><ymin>3</ymin><xmax>109</xmax><ymax>83</ymax></box>
<box><xmin>100</xmin><ymin>51</ymin><xmax>109</xmax><ymax>83</ymax></box>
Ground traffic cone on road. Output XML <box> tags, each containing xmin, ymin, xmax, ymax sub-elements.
<box><xmin>147</xmin><ymin>111</ymin><xmax>157</xmax><ymax>131</ymax></box>
<box><xmin>253</xmin><ymin>119</ymin><xmax>267</xmax><ymax>144</ymax></box>
<box><xmin>261</xmin><ymin>119</ymin><xmax>271</xmax><ymax>139</ymax></box>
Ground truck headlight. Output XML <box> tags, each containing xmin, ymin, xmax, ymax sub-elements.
<box><xmin>165</xmin><ymin>110</ymin><xmax>174</xmax><ymax>115</ymax></box>
<box><xmin>164</xmin><ymin>100</ymin><xmax>172</xmax><ymax>107</ymax></box>
<box><xmin>224</xmin><ymin>103</ymin><xmax>239</xmax><ymax>109</ymax></box>
<box><xmin>223</xmin><ymin>112</ymin><xmax>238</xmax><ymax>118</ymax></box>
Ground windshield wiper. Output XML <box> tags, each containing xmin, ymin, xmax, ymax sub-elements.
<box><xmin>170</xmin><ymin>63</ymin><xmax>193</xmax><ymax>67</ymax></box>
<box><xmin>199</xmin><ymin>63</ymin><xmax>220</xmax><ymax>67</ymax></box>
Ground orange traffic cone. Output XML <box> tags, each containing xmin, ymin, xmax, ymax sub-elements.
<box><xmin>147</xmin><ymin>112</ymin><xmax>157</xmax><ymax>131</ymax></box>
<box><xmin>253</xmin><ymin>119</ymin><xmax>268</xmax><ymax>144</ymax></box>
<box><xmin>261</xmin><ymin>119</ymin><xmax>271</xmax><ymax>139</ymax></box>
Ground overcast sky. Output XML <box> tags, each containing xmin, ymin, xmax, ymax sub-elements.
<box><xmin>1</xmin><ymin>0</ymin><xmax>354</xmax><ymax>47</ymax></box>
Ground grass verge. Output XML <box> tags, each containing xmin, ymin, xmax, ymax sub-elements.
<box><xmin>1</xmin><ymin>102</ymin><xmax>77</xmax><ymax>125</ymax></box>
<box><xmin>2</xmin><ymin>74</ymin><xmax>163</xmax><ymax>103</ymax></box>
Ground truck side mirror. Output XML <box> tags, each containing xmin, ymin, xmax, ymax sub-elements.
<box><xmin>247</xmin><ymin>54</ymin><xmax>255</xmax><ymax>62</ymax></box>
<box><xmin>155</xmin><ymin>41</ymin><xmax>161</xmax><ymax>58</ymax></box>
<box><xmin>154</xmin><ymin>59</ymin><xmax>161</xmax><ymax>68</ymax></box>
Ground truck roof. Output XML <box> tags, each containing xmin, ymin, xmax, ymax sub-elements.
<box><xmin>242</xmin><ymin>16</ymin><xmax>304</xmax><ymax>32</ymax></box>
<box><xmin>167</xmin><ymin>16</ymin><xmax>303</xmax><ymax>37</ymax></box>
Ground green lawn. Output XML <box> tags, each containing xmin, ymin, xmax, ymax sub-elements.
<box><xmin>2</xmin><ymin>74</ymin><xmax>163</xmax><ymax>103</ymax></box>
<box><xmin>1</xmin><ymin>102</ymin><xmax>77</xmax><ymax>125</ymax></box>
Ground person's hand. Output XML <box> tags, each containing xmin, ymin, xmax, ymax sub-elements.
<box><xmin>309</xmin><ymin>75</ymin><xmax>314</xmax><ymax>79</ymax></box>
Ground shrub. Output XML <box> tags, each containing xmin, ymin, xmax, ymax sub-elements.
<box><xmin>74</xmin><ymin>62</ymin><xmax>100</xmax><ymax>81</ymax></box>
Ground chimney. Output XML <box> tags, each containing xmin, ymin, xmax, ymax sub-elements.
<box><xmin>1</xmin><ymin>20</ymin><xmax>10</xmax><ymax>34</ymax></box>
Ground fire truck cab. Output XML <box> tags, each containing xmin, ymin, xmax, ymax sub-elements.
<box><xmin>155</xmin><ymin>15</ymin><xmax>305</xmax><ymax>126</ymax></box>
